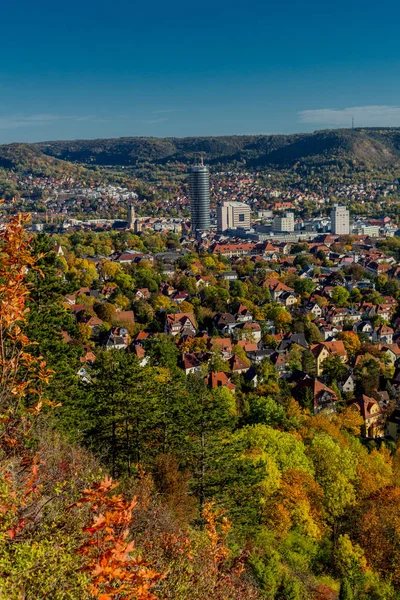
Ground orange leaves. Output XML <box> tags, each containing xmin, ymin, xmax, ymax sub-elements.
<box><xmin>338</xmin><ymin>330</ymin><xmax>361</xmax><ymax>357</ymax></box>
<box><xmin>76</xmin><ymin>477</ymin><xmax>165</xmax><ymax>600</ymax></box>
<box><xmin>0</xmin><ymin>212</ymin><xmax>53</xmax><ymax>410</ymax></box>
<box><xmin>266</xmin><ymin>468</ymin><xmax>325</xmax><ymax>541</ymax></box>
<box><xmin>202</xmin><ymin>502</ymin><xmax>231</xmax><ymax>571</ymax></box>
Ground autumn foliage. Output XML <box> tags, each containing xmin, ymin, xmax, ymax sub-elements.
<box><xmin>76</xmin><ymin>477</ymin><xmax>165</xmax><ymax>600</ymax></box>
<box><xmin>4</xmin><ymin>213</ymin><xmax>400</xmax><ymax>599</ymax></box>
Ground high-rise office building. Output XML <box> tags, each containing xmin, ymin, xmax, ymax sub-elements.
<box><xmin>217</xmin><ymin>201</ymin><xmax>251</xmax><ymax>232</ymax></box>
<box><xmin>331</xmin><ymin>204</ymin><xmax>350</xmax><ymax>235</ymax></box>
<box><xmin>272</xmin><ymin>212</ymin><xmax>295</xmax><ymax>233</ymax></box>
<box><xmin>189</xmin><ymin>159</ymin><xmax>210</xmax><ymax>232</ymax></box>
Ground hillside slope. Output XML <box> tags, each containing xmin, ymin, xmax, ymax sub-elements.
<box><xmin>0</xmin><ymin>143</ymin><xmax>99</xmax><ymax>179</ymax></box>
<box><xmin>33</xmin><ymin>128</ymin><xmax>400</xmax><ymax>169</ymax></box>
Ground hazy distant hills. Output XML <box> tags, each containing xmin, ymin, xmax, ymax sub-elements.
<box><xmin>1</xmin><ymin>129</ymin><xmax>400</xmax><ymax>179</ymax></box>
<box><xmin>33</xmin><ymin>129</ymin><xmax>400</xmax><ymax>170</ymax></box>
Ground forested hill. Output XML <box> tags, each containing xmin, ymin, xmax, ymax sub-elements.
<box><xmin>33</xmin><ymin>128</ymin><xmax>400</xmax><ymax>169</ymax></box>
<box><xmin>1</xmin><ymin>128</ymin><xmax>400</xmax><ymax>180</ymax></box>
<box><xmin>0</xmin><ymin>143</ymin><xmax>103</xmax><ymax>180</ymax></box>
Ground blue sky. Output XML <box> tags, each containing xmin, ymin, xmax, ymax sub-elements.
<box><xmin>1</xmin><ymin>0</ymin><xmax>400</xmax><ymax>142</ymax></box>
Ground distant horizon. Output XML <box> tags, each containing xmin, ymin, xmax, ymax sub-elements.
<box><xmin>5</xmin><ymin>125</ymin><xmax>400</xmax><ymax>146</ymax></box>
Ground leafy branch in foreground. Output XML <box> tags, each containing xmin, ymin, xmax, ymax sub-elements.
<box><xmin>75</xmin><ymin>476</ymin><xmax>165</xmax><ymax>600</ymax></box>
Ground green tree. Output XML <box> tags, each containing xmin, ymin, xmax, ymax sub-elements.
<box><xmin>354</xmin><ymin>356</ymin><xmax>382</xmax><ymax>396</ymax></box>
<box><xmin>332</xmin><ymin>286</ymin><xmax>350</xmax><ymax>307</ymax></box>
<box><xmin>246</xmin><ymin>395</ymin><xmax>286</xmax><ymax>427</ymax></box>
<box><xmin>309</xmin><ymin>434</ymin><xmax>357</xmax><ymax>519</ymax></box>
<box><xmin>302</xmin><ymin>349</ymin><xmax>317</xmax><ymax>376</ymax></box>
<box><xmin>185</xmin><ymin>374</ymin><xmax>237</xmax><ymax>506</ymax></box>
<box><xmin>339</xmin><ymin>579</ymin><xmax>354</xmax><ymax>600</ymax></box>
<box><xmin>322</xmin><ymin>355</ymin><xmax>348</xmax><ymax>385</ymax></box>
<box><xmin>25</xmin><ymin>234</ymin><xmax>82</xmax><ymax>410</ymax></box>
<box><xmin>145</xmin><ymin>333</ymin><xmax>179</xmax><ymax>369</ymax></box>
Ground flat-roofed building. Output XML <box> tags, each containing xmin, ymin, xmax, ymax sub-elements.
<box><xmin>331</xmin><ymin>204</ymin><xmax>350</xmax><ymax>235</ymax></box>
<box><xmin>272</xmin><ymin>212</ymin><xmax>294</xmax><ymax>233</ymax></box>
<box><xmin>217</xmin><ymin>201</ymin><xmax>251</xmax><ymax>232</ymax></box>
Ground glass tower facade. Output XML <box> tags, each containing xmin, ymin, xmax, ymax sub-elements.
<box><xmin>189</xmin><ymin>165</ymin><xmax>210</xmax><ymax>232</ymax></box>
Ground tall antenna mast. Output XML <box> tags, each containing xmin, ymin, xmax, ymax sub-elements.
<box><xmin>200</xmin><ymin>152</ymin><xmax>204</xmax><ymax>166</ymax></box>
<box><xmin>352</xmin><ymin>116</ymin><xmax>354</xmax><ymax>129</ymax></box>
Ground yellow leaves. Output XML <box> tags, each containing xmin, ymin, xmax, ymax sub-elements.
<box><xmin>336</xmin><ymin>406</ymin><xmax>363</xmax><ymax>436</ymax></box>
<box><xmin>29</xmin><ymin>401</ymin><xmax>42</xmax><ymax>414</ymax></box>
<box><xmin>338</xmin><ymin>331</ymin><xmax>361</xmax><ymax>357</ymax></box>
<box><xmin>355</xmin><ymin>447</ymin><xmax>393</xmax><ymax>500</ymax></box>
<box><xmin>202</xmin><ymin>502</ymin><xmax>231</xmax><ymax>570</ymax></box>
<box><xmin>334</xmin><ymin>534</ymin><xmax>367</xmax><ymax>578</ymax></box>
<box><xmin>263</xmin><ymin>468</ymin><xmax>325</xmax><ymax>541</ymax></box>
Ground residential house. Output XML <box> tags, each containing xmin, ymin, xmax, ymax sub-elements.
<box><xmin>205</xmin><ymin>371</ymin><xmax>236</xmax><ymax>392</ymax></box>
<box><xmin>264</xmin><ymin>278</ymin><xmax>295</xmax><ymax>302</ymax></box>
<box><xmin>215</xmin><ymin>313</ymin><xmax>236</xmax><ymax>333</ymax></box>
<box><xmin>173</xmin><ymin>290</ymin><xmax>190</xmax><ymax>304</ymax></box>
<box><xmin>374</xmin><ymin>324</ymin><xmax>394</xmax><ymax>344</ymax></box>
<box><xmin>278</xmin><ymin>333</ymin><xmax>309</xmax><ymax>351</ymax></box>
<box><xmin>270</xmin><ymin>351</ymin><xmax>289</xmax><ymax>375</ymax></box>
<box><xmin>132</xmin><ymin>330</ymin><xmax>149</xmax><ymax>345</ymax></box>
<box><xmin>278</xmin><ymin>290</ymin><xmax>298</xmax><ymax>308</ymax></box>
<box><xmin>381</xmin><ymin>344</ymin><xmax>400</xmax><ymax>366</ymax></box>
<box><xmin>165</xmin><ymin>313</ymin><xmax>197</xmax><ymax>336</ymax></box>
<box><xmin>295</xmin><ymin>377</ymin><xmax>338</xmax><ymax>414</ymax></box>
<box><xmin>235</xmin><ymin>304</ymin><xmax>253</xmax><ymax>323</ymax></box>
<box><xmin>244</xmin><ymin>366</ymin><xmax>258</xmax><ymax>388</ymax></box>
<box><xmin>77</xmin><ymin>367</ymin><xmax>91</xmax><ymax>384</ymax></box>
<box><xmin>80</xmin><ymin>346</ymin><xmax>97</xmax><ymax>364</ymax></box>
<box><xmin>233</xmin><ymin>322</ymin><xmax>262</xmax><ymax>343</ymax></box>
<box><xmin>355</xmin><ymin>320</ymin><xmax>374</xmax><ymax>340</ymax></box>
<box><xmin>103</xmin><ymin>327</ymin><xmax>130</xmax><ymax>350</ymax></box>
<box><xmin>247</xmin><ymin>349</ymin><xmax>276</xmax><ymax>364</ymax></box>
<box><xmin>320</xmin><ymin>324</ymin><xmax>342</xmax><ymax>341</ymax></box>
<box><xmin>134</xmin><ymin>288</ymin><xmax>151</xmax><ymax>301</ymax></box>
<box><xmin>182</xmin><ymin>353</ymin><xmax>203</xmax><ymax>375</ymax></box>
<box><xmin>228</xmin><ymin>355</ymin><xmax>250</xmax><ymax>374</ymax></box>
<box><xmin>132</xmin><ymin>344</ymin><xmax>150</xmax><ymax>367</ymax></box>
<box><xmin>220</xmin><ymin>271</ymin><xmax>238</xmax><ymax>281</ymax></box>
<box><xmin>195</xmin><ymin>275</ymin><xmax>211</xmax><ymax>288</ymax></box>
<box><xmin>210</xmin><ymin>337</ymin><xmax>233</xmax><ymax>359</ymax></box>
<box><xmin>310</xmin><ymin>340</ymin><xmax>347</xmax><ymax>376</ymax></box>
<box><xmin>351</xmin><ymin>395</ymin><xmax>384</xmax><ymax>438</ymax></box>
<box><xmin>306</xmin><ymin>302</ymin><xmax>323</xmax><ymax>318</ymax></box>
<box><xmin>237</xmin><ymin>340</ymin><xmax>259</xmax><ymax>354</ymax></box>
<box><xmin>339</xmin><ymin>373</ymin><xmax>355</xmax><ymax>394</ymax></box>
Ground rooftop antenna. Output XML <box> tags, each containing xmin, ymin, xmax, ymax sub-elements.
<box><xmin>352</xmin><ymin>116</ymin><xmax>354</xmax><ymax>130</ymax></box>
<box><xmin>200</xmin><ymin>152</ymin><xmax>204</xmax><ymax>166</ymax></box>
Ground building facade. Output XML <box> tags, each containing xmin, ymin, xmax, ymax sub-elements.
<box><xmin>217</xmin><ymin>201</ymin><xmax>251</xmax><ymax>232</ymax></box>
<box><xmin>331</xmin><ymin>204</ymin><xmax>350</xmax><ymax>235</ymax></box>
<box><xmin>272</xmin><ymin>212</ymin><xmax>294</xmax><ymax>233</ymax></box>
<box><xmin>189</xmin><ymin>163</ymin><xmax>210</xmax><ymax>232</ymax></box>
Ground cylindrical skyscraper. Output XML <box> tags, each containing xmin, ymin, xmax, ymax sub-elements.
<box><xmin>189</xmin><ymin>161</ymin><xmax>210</xmax><ymax>232</ymax></box>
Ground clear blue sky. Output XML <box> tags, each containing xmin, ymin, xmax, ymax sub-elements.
<box><xmin>1</xmin><ymin>0</ymin><xmax>400</xmax><ymax>142</ymax></box>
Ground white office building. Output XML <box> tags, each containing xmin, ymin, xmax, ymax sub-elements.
<box><xmin>272</xmin><ymin>212</ymin><xmax>295</xmax><ymax>233</ymax></box>
<box><xmin>331</xmin><ymin>204</ymin><xmax>350</xmax><ymax>235</ymax></box>
<box><xmin>217</xmin><ymin>201</ymin><xmax>251</xmax><ymax>232</ymax></box>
